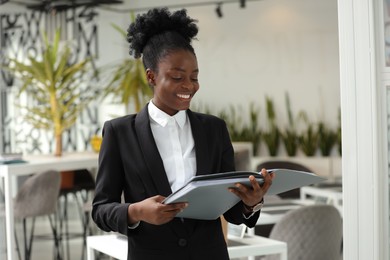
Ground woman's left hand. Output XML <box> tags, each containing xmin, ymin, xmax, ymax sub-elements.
<box><xmin>228</xmin><ymin>168</ymin><xmax>275</xmax><ymax>208</ymax></box>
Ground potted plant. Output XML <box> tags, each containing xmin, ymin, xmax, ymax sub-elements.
<box><xmin>262</xmin><ymin>96</ymin><xmax>280</xmax><ymax>156</ymax></box>
<box><xmin>4</xmin><ymin>30</ymin><xmax>96</xmax><ymax>156</ymax></box>
<box><xmin>336</xmin><ymin>108</ymin><xmax>342</xmax><ymax>155</ymax></box>
<box><xmin>297</xmin><ymin>111</ymin><xmax>319</xmax><ymax>156</ymax></box>
<box><xmin>317</xmin><ymin>121</ymin><xmax>337</xmax><ymax>156</ymax></box>
<box><xmin>218</xmin><ymin>103</ymin><xmax>262</xmax><ymax>155</ymax></box>
<box><xmin>101</xmin><ymin>20</ymin><xmax>152</xmax><ymax>114</ymax></box>
<box><xmin>280</xmin><ymin>93</ymin><xmax>299</xmax><ymax>156</ymax></box>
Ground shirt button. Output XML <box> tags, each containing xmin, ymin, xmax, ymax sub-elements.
<box><xmin>178</xmin><ymin>238</ymin><xmax>187</xmax><ymax>247</ymax></box>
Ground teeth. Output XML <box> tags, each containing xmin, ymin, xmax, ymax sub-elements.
<box><xmin>177</xmin><ymin>94</ymin><xmax>190</xmax><ymax>99</ymax></box>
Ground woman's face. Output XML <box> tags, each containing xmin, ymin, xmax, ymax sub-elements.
<box><xmin>147</xmin><ymin>49</ymin><xmax>199</xmax><ymax>116</ymax></box>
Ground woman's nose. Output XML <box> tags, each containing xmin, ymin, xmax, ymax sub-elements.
<box><xmin>182</xmin><ymin>78</ymin><xmax>192</xmax><ymax>89</ymax></box>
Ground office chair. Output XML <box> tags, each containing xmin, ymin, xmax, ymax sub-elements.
<box><xmin>262</xmin><ymin>204</ymin><xmax>343</xmax><ymax>260</ymax></box>
<box><xmin>256</xmin><ymin>160</ymin><xmax>313</xmax><ymax>199</ymax></box>
<box><xmin>14</xmin><ymin>170</ymin><xmax>62</xmax><ymax>260</ymax></box>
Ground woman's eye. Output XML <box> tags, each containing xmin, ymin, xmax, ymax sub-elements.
<box><xmin>191</xmin><ymin>78</ymin><xmax>198</xmax><ymax>82</ymax></box>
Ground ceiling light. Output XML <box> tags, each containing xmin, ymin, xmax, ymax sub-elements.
<box><xmin>215</xmin><ymin>3</ymin><xmax>223</xmax><ymax>18</ymax></box>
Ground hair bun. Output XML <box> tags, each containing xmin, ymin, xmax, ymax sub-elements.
<box><xmin>127</xmin><ymin>8</ymin><xmax>198</xmax><ymax>58</ymax></box>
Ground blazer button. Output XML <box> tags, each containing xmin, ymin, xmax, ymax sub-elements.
<box><xmin>178</xmin><ymin>238</ymin><xmax>187</xmax><ymax>247</ymax></box>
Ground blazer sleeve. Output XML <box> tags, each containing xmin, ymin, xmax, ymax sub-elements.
<box><xmin>91</xmin><ymin>120</ymin><xmax>131</xmax><ymax>236</ymax></box>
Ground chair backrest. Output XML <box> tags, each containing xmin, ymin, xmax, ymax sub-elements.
<box><xmin>256</xmin><ymin>160</ymin><xmax>313</xmax><ymax>198</ymax></box>
<box><xmin>14</xmin><ymin>170</ymin><xmax>61</xmax><ymax>219</ymax></box>
<box><xmin>256</xmin><ymin>160</ymin><xmax>313</xmax><ymax>173</ymax></box>
<box><xmin>264</xmin><ymin>204</ymin><xmax>343</xmax><ymax>260</ymax></box>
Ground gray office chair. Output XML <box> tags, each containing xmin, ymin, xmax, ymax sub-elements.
<box><xmin>262</xmin><ymin>204</ymin><xmax>343</xmax><ymax>260</ymax></box>
<box><xmin>14</xmin><ymin>170</ymin><xmax>62</xmax><ymax>260</ymax></box>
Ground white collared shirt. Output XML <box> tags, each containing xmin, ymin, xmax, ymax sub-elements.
<box><xmin>148</xmin><ymin>101</ymin><xmax>197</xmax><ymax>193</ymax></box>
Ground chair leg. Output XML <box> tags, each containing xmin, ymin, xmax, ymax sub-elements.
<box><xmin>59</xmin><ymin>194</ymin><xmax>71</xmax><ymax>260</ymax></box>
<box><xmin>27</xmin><ymin>218</ymin><xmax>36</xmax><ymax>260</ymax></box>
<box><xmin>15</xmin><ymin>216</ymin><xmax>62</xmax><ymax>260</ymax></box>
<box><xmin>48</xmin><ymin>215</ymin><xmax>62</xmax><ymax>260</ymax></box>
<box><xmin>18</xmin><ymin>218</ymin><xmax>35</xmax><ymax>260</ymax></box>
<box><xmin>23</xmin><ymin>219</ymin><xmax>28</xmax><ymax>260</ymax></box>
<box><xmin>14</xmin><ymin>228</ymin><xmax>22</xmax><ymax>260</ymax></box>
<box><xmin>72</xmin><ymin>190</ymin><xmax>93</xmax><ymax>260</ymax></box>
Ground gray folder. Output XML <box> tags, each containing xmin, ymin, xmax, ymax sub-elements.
<box><xmin>162</xmin><ymin>169</ymin><xmax>326</xmax><ymax>220</ymax></box>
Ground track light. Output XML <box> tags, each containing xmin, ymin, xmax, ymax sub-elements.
<box><xmin>240</xmin><ymin>0</ymin><xmax>246</xmax><ymax>8</ymax></box>
<box><xmin>215</xmin><ymin>3</ymin><xmax>223</xmax><ymax>18</ymax></box>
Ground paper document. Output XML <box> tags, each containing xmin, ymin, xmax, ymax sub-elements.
<box><xmin>163</xmin><ymin>169</ymin><xmax>326</xmax><ymax>220</ymax></box>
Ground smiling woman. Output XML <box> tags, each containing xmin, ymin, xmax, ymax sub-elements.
<box><xmin>91</xmin><ymin>7</ymin><xmax>274</xmax><ymax>260</ymax></box>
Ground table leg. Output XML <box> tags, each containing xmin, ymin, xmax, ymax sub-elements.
<box><xmin>281</xmin><ymin>246</ymin><xmax>288</xmax><ymax>260</ymax></box>
<box><xmin>87</xmin><ymin>238</ymin><xmax>95</xmax><ymax>260</ymax></box>
<box><xmin>4</xmin><ymin>172</ymin><xmax>15</xmax><ymax>260</ymax></box>
<box><xmin>247</xmin><ymin>227</ymin><xmax>255</xmax><ymax>236</ymax></box>
<box><xmin>300</xmin><ymin>189</ymin><xmax>307</xmax><ymax>201</ymax></box>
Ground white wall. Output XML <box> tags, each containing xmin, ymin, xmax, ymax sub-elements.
<box><xmin>0</xmin><ymin>0</ymin><xmax>340</xmax><ymax>134</ymax></box>
<box><xmin>96</xmin><ymin>0</ymin><xmax>340</xmax><ymax>129</ymax></box>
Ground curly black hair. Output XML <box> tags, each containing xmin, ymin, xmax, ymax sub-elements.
<box><xmin>127</xmin><ymin>8</ymin><xmax>198</xmax><ymax>71</ymax></box>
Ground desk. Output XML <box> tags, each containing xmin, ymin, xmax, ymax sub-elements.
<box><xmin>86</xmin><ymin>234</ymin><xmax>287</xmax><ymax>260</ymax></box>
<box><xmin>0</xmin><ymin>152</ymin><xmax>98</xmax><ymax>260</ymax></box>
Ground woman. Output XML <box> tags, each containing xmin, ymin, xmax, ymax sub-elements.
<box><xmin>92</xmin><ymin>8</ymin><xmax>274</xmax><ymax>260</ymax></box>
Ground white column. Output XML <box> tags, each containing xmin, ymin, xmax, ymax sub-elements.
<box><xmin>338</xmin><ymin>0</ymin><xmax>389</xmax><ymax>259</ymax></box>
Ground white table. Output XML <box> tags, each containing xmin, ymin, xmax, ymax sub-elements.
<box><xmin>228</xmin><ymin>234</ymin><xmax>287</xmax><ymax>259</ymax></box>
<box><xmin>87</xmin><ymin>234</ymin><xmax>287</xmax><ymax>260</ymax></box>
<box><xmin>300</xmin><ymin>186</ymin><xmax>343</xmax><ymax>215</ymax></box>
<box><xmin>0</xmin><ymin>152</ymin><xmax>98</xmax><ymax>260</ymax></box>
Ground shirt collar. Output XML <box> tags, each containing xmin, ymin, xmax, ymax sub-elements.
<box><xmin>148</xmin><ymin>101</ymin><xmax>187</xmax><ymax>128</ymax></box>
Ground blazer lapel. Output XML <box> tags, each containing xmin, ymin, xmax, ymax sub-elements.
<box><xmin>135</xmin><ymin>106</ymin><xmax>172</xmax><ymax>197</ymax></box>
<box><xmin>187</xmin><ymin>110</ymin><xmax>210</xmax><ymax>176</ymax></box>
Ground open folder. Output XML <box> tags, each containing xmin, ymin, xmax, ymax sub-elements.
<box><xmin>162</xmin><ymin>169</ymin><xmax>326</xmax><ymax>220</ymax></box>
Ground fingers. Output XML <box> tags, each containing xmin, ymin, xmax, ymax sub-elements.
<box><xmin>135</xmin><ymin>196</ymin><xmax>188</xmax><ymax>225</ymax></box>
<box><xmin>163</xmin><ymin>202</ymin><xmax>188</xmax><ymax>213</ymax></box>
<box><xmin>261</xmin><ymin>168</ymin><xmax>274</xmax><ymax>192</ymax></box>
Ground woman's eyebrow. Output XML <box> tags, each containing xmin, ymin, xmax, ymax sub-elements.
<box><xmin>171</xmin><ymin>67</ymin><xmax>199</xmax><ymax>73</ymax></box>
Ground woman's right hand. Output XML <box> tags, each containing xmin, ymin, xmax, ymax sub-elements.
<box><xmin>127</xmin><ymin>195</ymin><xmax>188</xmax><ymax>225</ymax></box>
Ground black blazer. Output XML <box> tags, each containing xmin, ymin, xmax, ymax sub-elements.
<box><xmin>92</xmin><ymin>106</ymin><xmax>260</xmax><ymax>260</ymax></box>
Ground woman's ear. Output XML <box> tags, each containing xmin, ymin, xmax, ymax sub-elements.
<box><xmin>146</xmin><ymin>69</ymin><xmax>155</xmax><ymax>85</ymax></box>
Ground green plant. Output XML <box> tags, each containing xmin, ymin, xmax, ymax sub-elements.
<box><xmin>297</xmin><ymin>111</ymin><xmax>319</xmax><ymax>156</ymax></box>
<box><xmin>337</xmin><ymin>108</ymin><xmax>342</xmax><ymax>155</ymax></box>
<box><xmin>101</xmin><ymin>18</ymin><xmax>152</xmax><ymax>113</ymax></box>
<box><xmin>4</xmin><ymin>30</ymin><xmax>96</xmax><ymax>156</ymax></box>
<box><xmin>218</xmin><ymin>105</ymin><xmax>240</xmax><ymax>139</ymax></box>
<box><xmin>317</xmin><ymin>122</ymin><xmax>337</xmax><ymax>156</ymax></box>
<box><xmin>218</xmin><ymin>104</ymin><xmax>262</xmax><ymax>155</ymax></box>
<box><xmin>262</xmin><ymin>96</ymin><xmax>280</xmax><ymax>156</ymax></box>
<box><xmin>280</xmin><ymin>92</ymin><xmax>298</xmax><ymax>156</ymax></box>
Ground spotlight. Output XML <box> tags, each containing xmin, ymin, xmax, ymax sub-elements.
<box><xmin>240</xmin><ymin>0</ymin><xmax>246</xmax><ymax>8</ymax></box>
<box><xmin>215</xmin><ymin>3</ymin><xmax>223</xmax><ymax>18</ymax></box>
